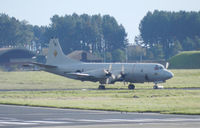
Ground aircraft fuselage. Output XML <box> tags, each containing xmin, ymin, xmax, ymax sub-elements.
<box><xmin>44</xmin><ymin>63</ymin><xmax>173</xmax><ymax>84</ymax></box>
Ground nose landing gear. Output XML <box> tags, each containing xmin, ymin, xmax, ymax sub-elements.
<box><xmin>153</xmin><ymin>83</ymin><xmax>164</xmax><ymax>89</ymax></box>
<box><xmin>98</xmin><ymin>84</ymin><xmax>105</xmax><ymax>90</ymax></box>
<box><xmin>153</xmin><ymin>84</ymin><xmax>158</xmax><ymax>89</ymax></box>
<box><xmin>128</xmin><ymin>84</ymin><xmax>135</xmax><ymax>90</ymax></box>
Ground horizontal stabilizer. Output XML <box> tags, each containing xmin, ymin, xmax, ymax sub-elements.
<box><xmin>30</xmin><ymin>62</ymin><xmax>57</xmax><ymax>69</ymax></box>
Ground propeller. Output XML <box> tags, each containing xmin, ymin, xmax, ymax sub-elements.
<box><xmin>104</xmin><ymin>64</ymin><xmax>112</xmax><ymax>77</ymax></box>
<box><xmin>121</xmin><ymin>64</ymin><xmax>125</xmax><ymax>77</ymax></box>
<box><xmin>104</xmin><ymin>64</ymin><xmax>115</xmax><ymax>84</ymax></box>
<box><xmin>115</xmin><ymin>64</ymin><xmax>126</xmax><ymax>85</ymax></box>
<box><xmin>104</xmin><ymin>64</ymin><xmax>127</xmax><ymax>85</ymax></box>
<box><xmin>120</xmin><ymin>64</ymin><xmax>126</xmax><ymax>85</ymax></box>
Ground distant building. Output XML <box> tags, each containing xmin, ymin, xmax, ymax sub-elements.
<box><xmin>67</xmin><ymin>50</ymin><xmax>103</xmax><ymax>62</ymax></box>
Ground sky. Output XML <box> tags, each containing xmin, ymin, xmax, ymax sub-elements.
<box><xmin>0</xmin><ymin>0</ymin><xmax>200</xmax><ymax>43</ymax></box>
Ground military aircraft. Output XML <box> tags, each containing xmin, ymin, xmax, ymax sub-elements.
<box><xmin>31</xmin><ymin>38</ymin><xmax>173</xmax><ymax>90</ymax></box>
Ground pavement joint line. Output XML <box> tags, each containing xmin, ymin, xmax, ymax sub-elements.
<box><xmin>0</xmin><ymin>121</ymin><xmax>38</xmax><ymax>125</ymax></box>
<box><xmin>40</xmin><ymin>118</ymin><xmax>200</xmax><ymax>123</ymax></box>
<box><xmin>1</xmin><ymin>117</ymin><xmax>200</xmax><ymax>126</ymax></box>
<box><xmin>25</xmin><ymin>120</ymin><xmax>70</xmax><ymax>124</ymax></box>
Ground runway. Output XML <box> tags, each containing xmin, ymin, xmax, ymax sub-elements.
<box><xmin>0</xmin><ymin>87</ymin><xmax>200</xmax><ymax>92</ymax></box>
<box><xmin>0</xmin><ymin>105</ymin><xmax>200</xmax><ymax>128</ymax></box>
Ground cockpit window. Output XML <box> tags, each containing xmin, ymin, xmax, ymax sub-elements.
<box><xmin>154</xmin><ymin>65</ymin><xmax>159</xmax><ymax>70</ymax></box>
<box><xmin>159</xmin><ymin>66</ymin><xmax>164</xmax><ymax>69</ymax></box>
<box><xmin>154</xmin><ymin>65</ymin><xmax>164</xmax><ymax>70</ymax></box>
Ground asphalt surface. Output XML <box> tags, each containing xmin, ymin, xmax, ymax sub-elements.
<box><xmin>0</xmin><ymin>105</ymin><xmax>200</xmax><ymax>128</ymax></box>
<box><xmin>0</xmin><ymin>87</ymin><xmax>200</xmax><ymax>92</ymax></box>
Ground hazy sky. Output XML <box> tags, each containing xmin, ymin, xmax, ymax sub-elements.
<box><xmin>0</xmin><ymin>0</ymin><xmax>199</xmax><ymax>43</ymax></box>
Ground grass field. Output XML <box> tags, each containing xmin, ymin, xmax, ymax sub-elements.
<box><xmin>0</xmin><ymin>69</ymin><xmax>200</xmax><ymax>114</ymax></box>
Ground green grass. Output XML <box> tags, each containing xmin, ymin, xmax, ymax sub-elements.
<box><xmin>0</xmin><ymin>70</ymin><xmax>200</xmax><ymax>114</ymax></box>
<box><xmin>0</xmin><ymin>90</ymin><xmax>200</xmax><ymax>114</ymax></box>
<box><xmin>1</xmin><ymin>70</ymin><xmax>200</xmax><ymax>89</ymax></box>
<box><xmin>0</xmin><ymin>71</ymin><xmax>98</xmax><ymax>89</ymax></box>
<box><xmin>169</xmin><ymin>51</ymin><xmax>200</xmax><ymax>69</ymax></box>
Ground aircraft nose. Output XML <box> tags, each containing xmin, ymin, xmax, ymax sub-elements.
<box><xmin>166</xmin><ymin>71</ymin><xmax>174</xmax><ymax>79</ymax></box>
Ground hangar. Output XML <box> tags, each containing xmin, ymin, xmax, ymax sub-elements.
<box><xmin>0</xmin><ymin>48</ymin><xmax>35</xmax><ymax>63</ymax></box>
<box><xmin>0</xmin><ymin>48</ymin><xmax>35</xmax><ymax>71</ymax></box>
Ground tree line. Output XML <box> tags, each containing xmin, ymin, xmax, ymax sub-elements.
<box><xmin>138</xmin><ymin>10</ymin><xmax>200</xmax><ymax>60</ymax></box>
<box><xmin>0</xmin><ymin>13</ymin><xmax>127</xmax><ymax>62</ymax></box>
<box><xmin>1</xmin><ymin>11</ymin><xmax>200</xmax><ymax>62</ymax></box>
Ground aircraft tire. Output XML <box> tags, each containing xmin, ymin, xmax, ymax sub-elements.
<box><xmin>153</xmin><ymin>85</ymin><xmax>158</xmax><ymax>89</ymax></box>
<box><xmin>128</xmin><ymin>84</ymin><xmax>135</xmax><ymax>90</ymax></box>
<box><xmin>98</xmin><ymin>85</ymin><xmax>105</xmax><ymax>90</ymax></box>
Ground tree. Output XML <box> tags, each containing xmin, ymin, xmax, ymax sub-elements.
<box><xmin>127</xmin><ymin>45</ymin><xmax>146</xmax><ymax>61</ymax></box>
<box><xmin>44</xmin><ymin>14</ymin><xmax>128</xmax><ymax>56</ymax></box>
<box><xmin>182</xmin><ymin>37</ymin><xmax>196</xmax><ymax>51</ymax></box>
<box><xmin>0</xmin><ymin>14</ymin><xmax>34</xmax><ymax>47</ymax></box>
<box><xmin>102</xmin><ymin>15</ymin><xmax>127</xmax><ymax>52</ymax></box>
<box><xmin>112</xmin><ymin>49</ymin><xmax>125</xmax><ymax>62</ymax></box>
<box><xmin>193</xmin><ymin>36</ymin><xmax>200</xmax><ymax>50</ymax></box>
<box><xmin>0</xmin><ymin>13</ymin><xmax>128</xmax><ymax>62</ymax></box>
<box><xmin>139</xmin><ymin>10</ymin><xmax>200</xmax><ymax>59</ymax></box>
<box><xmin>169</xmin><ymin>40</ymin><xmax>182</xmax><ymax>57</ymax></box>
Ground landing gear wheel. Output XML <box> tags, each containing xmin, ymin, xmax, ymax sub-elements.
<box><xmin>153</xmin><ymin>85</ymin><xmax>158</xmax><ymax>89</ymax></box>
<box><xmin>98</xmin><ymin>85</ymin><xmax>105</xmax><ymax>90</ymax></box>
<box><xmin>153</xmin><ymin>84</ymin><xmax>164</xmax><ymax>89</ymax></box>
<box><xmin>128</xmin><ymin>84</ymin><xmax>135</xmax><ymax>90</ymax></box>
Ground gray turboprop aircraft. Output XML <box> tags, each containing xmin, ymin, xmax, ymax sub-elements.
<box><xmin>32</xmin><ymin>38</ymin><xmax>173</xmax><ymax>90</ymax></box>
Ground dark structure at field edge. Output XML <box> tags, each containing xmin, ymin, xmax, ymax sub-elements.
<box><xmin>0</xmin><ymin>48</ymin><xmax>35</xmax><ymax>71</ymax></box>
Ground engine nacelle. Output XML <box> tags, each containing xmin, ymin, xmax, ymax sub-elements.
<box><xmin>86</xmin><ymin>69</ymin><xmax>108</xmax><ymax>79</ymax></box>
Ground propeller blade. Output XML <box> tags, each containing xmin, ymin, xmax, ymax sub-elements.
<box><xmin>108</xmin><ymin>64</ymin><xmax>112</xmax><ymax>72</ymax></box>
<box><xmin>121</xmin><ymin>64</ymin><xmax>126</xmax><ymax>79</ymax></box>
<box><xmin>121</xmin><ymin>64</ymin><xmax>124</xmax><ymax>74</ymax></box>
<box><xmin>111</xmin><ymin>74</ymin><xmax>115</xmax><ymax>80</ymax></box>
<box><xmin>121</xmin><ymin>64</ymin><xmax>126</xmax><ymax>84</ymax></box>
<box><xmin>104</xmin><ymin>64</ymin><xmax>112</xmax><ymax>77</ymax></box>
<box><xmin>166</xmin><ymin>62</ymin><xmax>169</xmax><ymax>69</ymax></box>
<box><xmin>103</xmin><ymin>69</ymin><xmax>108</xmax><ymax>74</ymax></box>
<box><xmin>106</xmin><ymin>78</ymin><xmax>109</xmax><ymax>84</ymax></box>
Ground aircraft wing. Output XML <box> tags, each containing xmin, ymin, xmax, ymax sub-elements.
<box><xmin>65</xmin><ymin>72</ymin><xmax>98</xmax><ymax>82</ymax></box>
<box><xmin>65</xmin><ymin>69</ymin><xmax>122</xmax><ymax>84</ymax></box>
<box><xmin>23</xmin><ymin>62</ymin><xmax>57</xmax><ymax>69</ymax></box>
<box><xmin>67</xmin><ymin>72</ymin><xmax>90</xmax><ymax>77</ymax></box>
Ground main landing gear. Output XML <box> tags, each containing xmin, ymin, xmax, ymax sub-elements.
<box><xmin>153</xmin><ymin>83</ymin><xmax>164</xmax><ymax>89</ymax></box>
<box><xmin>98</xmin><ymin>84</ymin><xmax>105</xmax><ymax>90</ymax></box>
<box><xmin>128</xmin><ymin>84</ymin><xmax>135</xmax><ymax>90</ymax></box>
<box><xmin>98</xmin><ymin>84</ymin><xmax>135</xmax><ymax>90</ymax></box>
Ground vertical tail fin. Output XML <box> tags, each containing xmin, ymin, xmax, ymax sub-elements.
<box><xmin>46</xmin><ymin>38</ymin><xmax>81</xmax><ymax>66</ymax></box>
